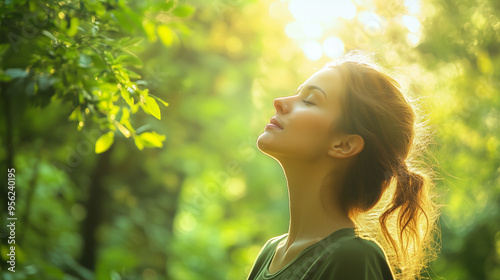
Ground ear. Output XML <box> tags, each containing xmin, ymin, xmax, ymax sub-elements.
<box><xmin>328</xmin><ymin>134</ymin><xmax>364</xmax><ymax>159</ymax></box>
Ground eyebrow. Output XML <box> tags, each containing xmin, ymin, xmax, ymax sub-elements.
<box><xmin>306</xmin><ymin>85</ymin><xmax>327</xmax><ymax>99</ymax></box>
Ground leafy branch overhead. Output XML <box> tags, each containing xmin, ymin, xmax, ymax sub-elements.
<box><xmin>0</xmin><ymin>0</ymin><xmax>195</xmax><ymax>153</ymax></box>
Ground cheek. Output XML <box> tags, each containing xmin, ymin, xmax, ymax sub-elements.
<box><xmin>290</xmin><ymin>110</ymin><xmax>332</xmax><ymax>142</ymax></box>
<box><xmin>290</xmin><ymin>117</ymin><xmax>331</xmax><ymax>157</ymax></box>
<box><xmin>258</xmin><ymin>111</ymin><xmax>333</xmax><ymax>159</ymax></box>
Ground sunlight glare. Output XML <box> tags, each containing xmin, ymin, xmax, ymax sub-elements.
<box><xmin>402</xmin><ymin>15</ymin><xmax>420</xmax><ymax>33</ymax></box>
<box><xmin>407</xmin><ymin>32</ymin><xmax>421</xmax><ymax>46</ymax></box>
<box><xmin>323</xmin><ymin>37</ymin><xmax>344</xmax><ymax>58</ymax></box>
<box><xmin>268</xmin><ymin>1</ymin><xmax>288</xmax><ymax>20</ymax></box>
<box><xmin>357</xmin><ymin>11</ymin><xmax>385</xmax><ymax>36</ymax></box>
<box><xmin>286</xmin><ymin>0</ymin><xmax>357</xmax><ymax>61</ymax></box>
<box><xmin>404</xmin><ymin>0</ymin><xmax>421</xmax><ymax>14</ymax></box>
<box><xmin>302</xmin><ymin>22</ymin><xmax>323</xmax><ymax>39</ymax></box>
<box><xmin>337</xmin><ymin>1</ymin><xmax>357</xmax><ymax>20</ymax></box>
<box><xmin>288</xmin><ymin>0</ymin><xmax>357</xmax><ymax>23</ymax></box>
<box><xmin>285</xmin><ymin>21</ymin><xmax>303</xmax><ymax>39</ymax></box>
<box><xmin>302</xmin><ymin>40</ymin><xmax>323</xmax><ymax>61</ymax></box>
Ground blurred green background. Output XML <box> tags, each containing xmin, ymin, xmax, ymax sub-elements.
<box><xmin>0</xmin><ymin>0</ymin><xmax>499</xmax><ymax>279</ymax></box>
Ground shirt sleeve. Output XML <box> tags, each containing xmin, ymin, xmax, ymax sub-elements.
<box><xmin>314</xmin><ymin>239</ymin><xmax>395</xmax><ymax>280</ymax></box>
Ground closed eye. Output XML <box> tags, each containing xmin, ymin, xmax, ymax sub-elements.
<box><xmin>302</xmin><ymin>99</ymin><xmax>315</xmax><ymax>105</ymax></box>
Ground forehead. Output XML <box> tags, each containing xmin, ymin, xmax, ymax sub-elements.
<box><xmin>301</xmin><ymin>67</ymin><xmax>344</xmax><ymax>98</ymax></box>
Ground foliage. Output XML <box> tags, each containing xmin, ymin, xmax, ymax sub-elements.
<box><xmin>0</xmin><ymin>0</ymin><xmax>176</xmax><ymax>153</ymax></box>
<box><xmin>414</xmin><ymin>0</ymin><xmax>500</xmax><ymax>279</ymax></box>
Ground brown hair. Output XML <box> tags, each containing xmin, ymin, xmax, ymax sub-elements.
<box><xmin>326</xmin><ymin>51</ymin><xmax>440</xmax><ymax>279</ymax></box>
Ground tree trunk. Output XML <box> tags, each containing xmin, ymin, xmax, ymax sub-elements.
<box><xmin>80</xmin><ymin>146</ymin><xmax>113</xmax><ymax>270</ymax></box>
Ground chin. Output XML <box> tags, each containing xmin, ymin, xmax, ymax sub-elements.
<box><xmin>257</xmin><ymin>133</ymin><xmax>276</xmax><ymax>154</ymax></box>
<box><xmin>257</xmin><ymin>134</ymin><xmax>285</xmax><ymax>162</ymax></box>
<box><xmin>256</xmin><ymin>133</ymin><xmax>270</xmax><ymax>152</ymax></box>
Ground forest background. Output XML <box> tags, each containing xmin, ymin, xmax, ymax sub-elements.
<box><xmin>0</xmin><ymin>0</ymin><xmax>499</xmax><ymax>279</ymax></box>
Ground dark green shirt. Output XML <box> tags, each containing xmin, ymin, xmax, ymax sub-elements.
<box><xmin>247</xmin><ymin>228</ymin><xmax>394</xmax><ymax>280</ymax></box>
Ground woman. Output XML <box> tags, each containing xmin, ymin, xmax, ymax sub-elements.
<box><xmin>247</xmin><ymin>52</ymin><xmax>440</xmax><ymax>280</ymax></box>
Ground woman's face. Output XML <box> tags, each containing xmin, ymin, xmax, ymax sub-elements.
<box><xmin>257</xmin><ymin>67</ymin><xmax>345</xmax><ymax>161</ymax></box>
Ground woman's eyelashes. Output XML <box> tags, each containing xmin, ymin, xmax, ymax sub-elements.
<box><xmin>302</xmin><ymin>98</ymin><xmax>315</xmax><ymax>105</ymax></box>
<box><xmin>293</xmin><ymin>89</ymin><xmax>316</xmax><ymax>105</ymax></box>
<box><xmin>300</xmin><ymin>93</ymin><xmax>316</xmax><ymax>105</ymax></box>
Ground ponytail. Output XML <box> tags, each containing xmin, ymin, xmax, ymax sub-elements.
<box><xmin>379</xmin><ymin>164</ymin><xmax>437</xmax><ymax>278</ymax></box>
<box><xmin>380</xmin><ymin>166</ymin><xmax>426</xmax><ymax>250</ymax></box>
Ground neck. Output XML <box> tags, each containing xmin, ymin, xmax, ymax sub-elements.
<box><xmin>279</xmin><ymin>159</ymin><xmax>355</xmax><ymax>246</ymax></box>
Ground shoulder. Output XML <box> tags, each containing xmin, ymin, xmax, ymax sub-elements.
<box><xmin>316</xmin><ymin>233</ymin><xmax>394</xmax><ymax>279</ymax></box>
<box><xmin>246</xmin><ymin>233</ymin><xmax>288</xmax><ymax>279</ymax></box>
<box><xmin>331</xmin><ymin>234</ymin><xmax>387</xmax><ymax>261</ymax></box>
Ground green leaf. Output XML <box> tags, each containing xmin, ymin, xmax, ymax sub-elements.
<box><xmin>150</xmin><ymin>94</ymin><xmax>169</xmax><ymax>107</ymax></box>
<box><xmin>142</xmin><ymin>20</ymin><xmax>157</xmax><ymax>42</ymax></box>
<box><xmin>173</xmin><ymin>5</ymin><xmax>195</xmax><ymax>17</ymax></box>
<box><xmin>120</xmin><ymin>107</ymin><xmax>130</xmax><ymax>122</ymax></box>
<box><xmin>78</xmin><ymin>54</ymin><xmax>92</xmax><ymax>68</ymax></box>
<box><xmin>164</xmin><ymin>1</ymin><xmax>175</xmax><ymax>11</ymax></box>
<box><xmin>140</xmin><ymin>94</ymin><xmax>150</xmax><ymax>115</ymax></box>
<box><xmin>114</xmin><ymin>121</ymin><xmax>131</xmax><ymax>138</ymax></box>
<box><xmin>115</xmin><ymin>54</ymin><xmax>143</xmax><ymax>68</ymax></box>
<box><xmin>103</xmin><ymin>51</ymin><xmax>115</xmax><ymax>64</ymax></box>
<box><xmin>38</xmin><ymin>76</ymin><xmax>57</xmax><ymax>91</ymax></box>
<box><xmin>121</xmin><ymin>89</ymin><xmax>135</xmax><ymax>107</ymax></box>
<box><xmin>119</xmin><ymin>37</ymin><xmax>142</xmax><ymax>47</ymax></box>
<box><xmin>92</xmin><ymin>24</ymin><xmax>99</xmax><ymax>36</ymax></box>
<box><xmin>145</xmin><ymin>96</ymin><xmax>161</xmax><ymax>120</ymax></box>
<box><xmin>122</xmin><ymin>69</ymin><xmax>141</xmax><ymax>79</ymax></box>
<box><xmin>68</xmin><ymin>107</ymin><xmax>82</xmax><ymax>122</ymax></box>
<box><xmin>112</xmin><ymin>11</ymin><xmax>134</xmax><ymax>31</ymax></box>
<box><xmin>157</xmin><ymin>25</ymin><xmax>177</xmax><ymax>47</ymax></box>
<box><xmin>95</xmin><ymin>131</ymin><xmax>115</xmax><ymax>154</ymax></box>
<box><xmin>67</xmin><ymin>17</ymin><xmax>80</xmax><ymax>37</ymax></box>
<box><xmin>137</xmin><ymin>131</ymin><xmax>165</xmax><ymax>148</ymax></box>
<box><xmin>120</xmin><ymin>108</ymin><xmax>135</xmax><ymax>135</ymax></box>
<box><xmin>42</xmin><ymin>30</ymin><xmax>57</xmax><ymax>42</ymax></box>
<box><xmin>5</xmin><ymin>68</ymin><xmax>28</xmax><ymax>79</ymax></box>
<box><xmin>134</xmin><ymin>136</ymin><xmax>144</xmax><ymax>150</ymax></box>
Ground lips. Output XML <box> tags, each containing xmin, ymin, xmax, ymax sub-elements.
<box><xmin>269</xmin><ymin>117</ymin><xmax>283</xmax><ymax>129</ymax></box>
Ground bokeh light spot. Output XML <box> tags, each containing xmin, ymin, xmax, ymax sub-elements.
<box><xmin>302</xmin><ymin>22</ymin><xmax>323</xmax><ymax>39</ymax></box>
<box><xmin>224</xmin><ymin>177</ymin><xmax>247</xmax><ymax>201</ymax></box>
<box><xmin>337</xmin><ymin>1</ymin><xmax>357</xmax><ymax>20</ymax></box>
<box><xmin>407</xmin><ymin>32</ymin><xmax>421</xmax><ymax>46</ymax></box>
<box><xmin>285</xmin><ymin>21</ymin><xmax>303</xmax><ymax>39</ymax></box>
<box><xmin>402</xmin><ymin>15</ymin><xmax>420</xmax><ymax>33</ymax></box>
<box><xmin>404</xmin><ymin>0</ymin><xmax>421</xmax><ymax>14</ymax></box>
<box><xmin>358</xmin><ymin>11</ymin><xmax>385</xmax><ymax>36</ymax></box>
<box><xmin>302</xmin><ymin>40</ymin><xmax>323</xmax><ymax>61</ymax></box>
<box><xmin>289</xmin><ymin>0</ymin><xmax>357</xmax><ymax>23</ymax></box>
<box><xmin>323</xmin><ymin>37</ymin><xmax>345</xmax><ymax>58</ymax></box>
<box><xmin>175</xmin><ymin>211</ymin><xmax>197</xmax><ymax>233</ymax></box>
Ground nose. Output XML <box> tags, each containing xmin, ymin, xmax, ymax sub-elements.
<box><xmin>273</xmin><ymin>97</ymin><xmax>287</xmax><ymax>114</ymax></box>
